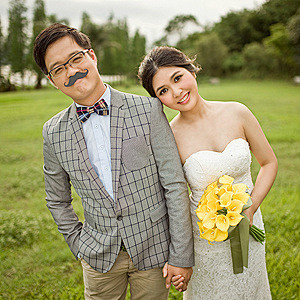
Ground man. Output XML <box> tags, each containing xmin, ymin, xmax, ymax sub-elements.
<box><xmin>34</xmin><ymin>23</ymin><xmax>194</xmax><ymax>299</ymax></box>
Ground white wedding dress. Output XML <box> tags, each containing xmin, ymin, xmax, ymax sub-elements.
<box><xmin>183</xmin><ymin>138</ymin><xmax>272</xmax><ymax>300</ymax></box>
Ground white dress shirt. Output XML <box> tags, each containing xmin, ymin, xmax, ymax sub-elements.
<box><xmin>75</xmin><ymin>86</ymin><xmax>113</xmax><ymax>199</ymax></box>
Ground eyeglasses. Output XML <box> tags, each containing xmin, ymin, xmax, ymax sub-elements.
<box><xmin>48</xmin><ymin>49</ymin><xmax>90</xmax><ymax>79</ymax></box>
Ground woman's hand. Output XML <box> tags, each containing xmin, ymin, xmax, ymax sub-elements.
<box><xmin>243</xmin><ymin>206</ymin><xmax>255</xmax><ymax>227</ymax></box>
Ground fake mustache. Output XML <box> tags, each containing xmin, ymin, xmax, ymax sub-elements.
<box><xmin>64</xmin><ymin>69</ymin><xmax>89</xmax><ymax>87</ymax></box>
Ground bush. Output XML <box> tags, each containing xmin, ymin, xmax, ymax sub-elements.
<box><xmin>0</xmin><ymin>75</ymin><xmax>16</xmax><ymax>92</ymax></box>
<box><xmin>242</xmin><ymin>42</ymin><xmax>278</xmax><ymax>77</ymax></box>
<box><xmin>196</xmin><ymin>32</ymin><xmax>228</xmax><ymax>77</ymax></box>
<box><xmin>223</xmin><ymin>52</ymin><xmax>245</xmax><ymax>74</ymax></box>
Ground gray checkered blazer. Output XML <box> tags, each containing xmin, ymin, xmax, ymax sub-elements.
<box><xmin>43</xmin><ymin>87</ymin><xmax>194</xmax><ymax>273</ymax></box>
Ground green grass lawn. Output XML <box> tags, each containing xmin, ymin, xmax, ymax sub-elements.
<box><xmin>0</xmin><ymin>79</ymin><xmax>299</xmax><ymax>299</ymax></box>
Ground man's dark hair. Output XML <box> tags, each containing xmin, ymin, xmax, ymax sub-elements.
<box><xmin>138</xmin><ymin>46</ymin><xmax>201</xmax><ymax>97</ymax></box>
<box><xmin>34</xmin><ymin>23</ymin><xmax>92</xmax><ymax>75</ymax></box>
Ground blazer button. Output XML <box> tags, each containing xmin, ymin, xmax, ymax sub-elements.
<box><xmin>117</xmin><ymin>215</ymin><xmax>123</xmax><ymax>221</ymax></box>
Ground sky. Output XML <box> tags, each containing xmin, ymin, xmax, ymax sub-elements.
<box><xmin>0</xmin><ymin>0</ymin><xmax>267</xmax><ymax>45</ymax></box>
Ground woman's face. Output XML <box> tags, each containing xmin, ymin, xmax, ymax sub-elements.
<box><xmin>152</xmin><ymin>66</ymin><xmax>198</xmax><ymax>111</ymax></box>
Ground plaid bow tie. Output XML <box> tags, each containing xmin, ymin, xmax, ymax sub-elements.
<box><xmin>76</xmin><ymin>99</ymin><xmax>109</xmax><ymax>123</ymax></box>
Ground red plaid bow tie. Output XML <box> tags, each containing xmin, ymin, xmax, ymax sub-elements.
<box><xmin>76</xmin><ymin>99</ymin><xmax>109</xmax><ymax>123</ymax></box>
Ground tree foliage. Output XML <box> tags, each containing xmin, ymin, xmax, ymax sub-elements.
<box><xmin>287</xmin><ymin>9</ymin><xmax>300</xmax><ymax>72</ymax></box>
<box><xmin>6</xmin><ymin>0</ymin><xmax>28</xmax><ymax>77</ymax></box>
<box><xmin>155</xmin><ymin>14</ymin><xmax>200</xmax><ymax>46</ymax></box>
<box><xmin>264</xmin><ymin>23</ymin><xmax>296</xmax><ymax>74</ymax></box>
<box><xmin>1</xmin><ymin>0</ymin><xmax>300</xmax><ymax>91</ymax></box>
<box><xmin>195</xmin><ymin>32</ymin><xmax>228</xmax><ymax>77</ymax></box>
<box><xmin>242</xmin><ymin>42</ymin><xmax>277</xmax><ymax>77</ymax></box>
<box><xmin>129</xmin><ymin>30</ymin><xmax>146</xmax><ymax>75</ymax></box>
<box><xmin>0</xmin><ymin>18</ymin><xmax>3</xmax><ymax>76</ymax></box>
<box><xmin>260</xmin><ymin>0</ymin><xmax>300</xmax><ymax>26</ymax></box>
<box><xmin>81</xmin><ymin>13</ymin><xmax>146</xmax><ymax>77</ymax></box>
<box><xmin>175</xmin><ymin>0</ymin><xmax>300</xmax><ymax>78</ymax></box>
<box><xmin>214</xmin><ymin>10</ymin><xmax>255</xmax><ymax>52</ymax></box>
<box><xmin>29</xmin><ymin>0</ymin><xmax>47</xmax><ymax>88</ymax></box>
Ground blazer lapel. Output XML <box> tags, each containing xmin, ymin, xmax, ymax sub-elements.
<box><xmin>109</xmin><ymin>88</ymin><xmax>124</xmax><ymax>202</ymax></box>
<box><xmin>68</xmin><ymin>103</ymin><xmax>113</xmax><ymax>202</ymax></box>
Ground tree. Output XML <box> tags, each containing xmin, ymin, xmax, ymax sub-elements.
<box><xmin>6</xmin><ymin>0</ymin><xmax>28</xmax><ymax>83</ymax></box>
<box><xmin>80</xmin><ymin>12</ymin><xmax>110</xmax><ymax>75</ymax></box>
<box><xmin>264</xmin><ymin>23</ymin><xmax>295</xmax><ymax>75</ymax></box>
<box><xmin>214</xmin><ymin>10</ymin><xmax>254</xmax><ymax>52</ymax></box>
<box><xmin>176</xmin><ymin>31</ymin><xmax>205</xmax><ymax>56</ymax></box>
<box><xmin>48</xmin><ymin>14</ymin><xmax>69</xmax><ymax>26</ymax></box>
<box><xmin>81</xmin><ymin>12</ymin><xmax>107</xmax><ymax>50</ymax></box>
<box><xmin>29</xmin><ymin>0</ymin><xmax>47</xmax><ymax>89</ymax></box>
<box><xmin>0</xmin><ymin>18</ymin><xmax>4</xmax><ymax>77</ymax></box>
<box><xmin>223</xmin><ymin>52</ymin><xmax>245</xmax><ymax>75</ymax></box>
<box><xmin>100</xmin><ymin>16</ymin><xmax>133</xmax><ymax>75</ymax></box>
<box><xmin>260</xmin><ymin>0</ymin><xmax>300</xmax><ymax>26</ymax></box>
<box><xmin>242</xmin><ymin>42</ymin><xmax>278</xmax><ymax>77</ymax></box>
<box><xmin>129</xmin><ymin>29</ymin><xmax>146</xmax><ymax>76</ymax></box>
<box><xmin>287</xmin><ymin>9</ymin><xmax>300</xmax><ymax>73</ymax></box>
<box><xmin>196</xmin><ymin>32</ymin><xmax>228</xmax><ymax>77</ymax></box>
<box><xmin>155</xmin><ymin>14</ymin><xmax>200</xmax><ymax>46</ymax></box>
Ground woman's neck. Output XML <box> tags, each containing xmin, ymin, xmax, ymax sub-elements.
<box><xmin>179</xmin><ymin>96</ymin><xmax>210</xmax><ymax>123</ymax></box>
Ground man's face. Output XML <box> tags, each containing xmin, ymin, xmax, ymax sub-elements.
<box><xmin>45</xmin><ymin>36</ymin><xmax>105</xmax><ymax>106</ymax></box>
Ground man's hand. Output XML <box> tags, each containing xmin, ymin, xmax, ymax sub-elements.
<box><xmin>163</xmin><ymin>262</ymin><xmax>193</xmax><ymax>292</ymax></box>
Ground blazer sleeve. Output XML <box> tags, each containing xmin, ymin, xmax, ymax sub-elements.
<box><xmin>43</xmin><ymin>123</ymin><xmax>83</xmax><ymax>258</ymax></box>
<box><xmin>149</xmin><ymin>99</ymin><xmax>195</xmax><ymax>268</ymax></box>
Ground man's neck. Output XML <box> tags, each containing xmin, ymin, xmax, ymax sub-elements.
<box><xmin>73</xmin><ymin>83</ymin><xmax>107</xmax><ymax>107</ymax></box>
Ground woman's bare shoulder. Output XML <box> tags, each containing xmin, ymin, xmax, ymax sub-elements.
<box><xmin>211</xmin><ymin>101</ymin><xmax>251</xmax><ymax>118</ymax></box>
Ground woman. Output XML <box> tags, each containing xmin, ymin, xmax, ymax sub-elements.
<box><xmin>138</xmin><ymin>46</ymin><xmax>277</xmax><ymax>299</ymax></box>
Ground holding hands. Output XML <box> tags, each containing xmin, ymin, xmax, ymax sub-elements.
<box><xmin>163</xmin><ymin>262</ymin><xmax>193</xmax><ymax>292</ymax></box>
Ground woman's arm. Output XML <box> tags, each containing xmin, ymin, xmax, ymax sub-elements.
<box><xmin>240</xmin><ymin>104</ymin><xmax>278</xmax><ymax>225</ymax></box>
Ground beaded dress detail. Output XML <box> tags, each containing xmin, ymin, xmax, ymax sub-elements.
<box><xmin>183</xmin><ymin>138</ymin><xmax>271</xmax><ymax>300</ymax></box>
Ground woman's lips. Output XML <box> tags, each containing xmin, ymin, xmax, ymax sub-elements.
<box><xmin>178</xmin><ymin>92</ymin><xmax>190</xmax><ymax>104</ymax></box>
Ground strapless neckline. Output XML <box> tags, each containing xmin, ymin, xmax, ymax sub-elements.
<box><xmin>183</xmin><ymin>138</ymin><xmax>249</xmax><ymax>167</ymax></box>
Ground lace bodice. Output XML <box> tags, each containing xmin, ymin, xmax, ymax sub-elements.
<box><xmin>182</xmin><ymin>138</ymin><xmax>271</xmax><ymax>300</ymax></box>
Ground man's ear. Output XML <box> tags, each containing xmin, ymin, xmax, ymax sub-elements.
<box><xmin>88</xmin><ymin>49</ymin><xmax>97</xmax><ymax>64</ymax></box>
<box><xmin>47</xmin><ymin>75</ymin><xmax>58</xmax><ymax>89</ymax></box>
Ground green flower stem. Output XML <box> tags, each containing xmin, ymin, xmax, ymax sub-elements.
<box><xmin>252</xmin><ymin>227</ymin><xmax>265</xmax><ymax>238</ymax></box>
<box><xmin>249</xmin><ymin>225</ymin><xmax>265</xmax><ymax>244</ymax></box>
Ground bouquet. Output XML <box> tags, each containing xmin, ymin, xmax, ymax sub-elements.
<box><xmin>195</xmin><ymin>175</ymin><xmax>265</xmax><ymax>273</ymax></box>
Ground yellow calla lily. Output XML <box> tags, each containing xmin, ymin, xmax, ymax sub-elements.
<box><xmin>207</xmin><ymin>200</ymin><xmax>218</xmax><ymax>212</ymax></box>
<box><xmin>216</xmin><ymin>214</ymin><xmax>230</xmax><ymax>232</ymax></box>
<box><xmin>219</xmin><ymin>175</ymin><xmax>234</xmax><ymax>185</ymax></box>
<box><xmin>219</xmin><ymin>191</ymin><xmax>233</xmax><ymax>207</ymax></box>
<box><xmin>227</xmin><ymin>200</ymin><xmax>244</xmax><ymax>214</ymax></box>
<box><xmin>226</xmin><ymin>212</ymin><xmax>244</xmax><ymax>226</ymax></box>
<box><xmin>195</xmin><ymin>204</ymin><xmax>210</xmax><ymax>220</ymax></box>
<box><xmin>199</xmin><ymin>193</ymin><xmax>208</xmax><ymax>205</ymax></box>
<box><xmin>233</xmin><ymin>192</ymin><xmax>250</xmax><ymax>204</ymax></box>
<box><xmin>232</xmin><ymin>183</ymin><xmax>248</xmax><ymax>193</ymax></box>
<box><xmin>205</xmin><ymin>181</ymin><xmax>218</xmax><ymax>194</ymax></box>
<box><xmin>218</xmin><ymin>186</ymin><xmax>227</xmax><ymax>196</ymax></box>
<box><xmin>214</xmin><ymin>228</ymin><xmax>228</xmax><ymax>242</ymax></box>
<box><xmin>201</xmin><ymin>228</ymin><xmax>216</xmax><ymax>242</ymax></box>
<box><xmin>202</xmin><ymin>211</ymin><xmax>217</xmax><ymax>229</ymax></box>
<box><xmin>207</xmin><ymin>199</ymin><xmax>222</xmax><ymax>212</ymax></box>
<box><xmin>197</xmin><ymin>221</ymin><xmax>206</xmax><ymax>234</ymax></box>
<box><xmin>206</xmin><ymin>190</ymin><xmax>219</xmax><ymax>202</ymax></box>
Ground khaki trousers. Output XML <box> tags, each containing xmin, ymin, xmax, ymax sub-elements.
<box><xmin>81</xmin><ymin>251</ymin><xmax>169</xmax><ymax>300</ymax></box>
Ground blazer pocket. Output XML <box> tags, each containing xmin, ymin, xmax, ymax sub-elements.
<box><xmin>150</xmin><ymin>203</ymin><xmax>168</xmax><ymax>223</ymax></box>
<box><xmin>122</xmin><ymin>136</ymin><xmax>149</xmax><ymax>171</ymax></box>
